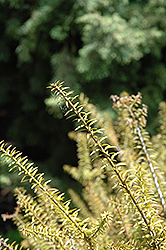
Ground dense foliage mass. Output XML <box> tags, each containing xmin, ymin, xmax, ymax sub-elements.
<box><xmin>0</xmin><ymin>0</ymin><xmax>166</xmax><ymax>180</ymax></box>
<box><xmin>1</xmin><ymin>81</ymin><xmax>166</xmax><ymax>249</ymax></box>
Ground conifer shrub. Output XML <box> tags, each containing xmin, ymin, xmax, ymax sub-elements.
<box><xmin>1</xmin><ymin>81</ymin><xmax>166</xmax><ymax>249</ymax></box>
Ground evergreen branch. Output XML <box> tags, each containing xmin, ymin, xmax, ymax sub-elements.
<box><xmin>113</xmin><ymin>94</ymin><xmax>166</xmax><ymax>212</ymax></box>
<box><xmin>0</xmin><ymin>141</ymin><xmax>94</xmax><ymax>250</ymax></box>
<box><xmin>14</xmin><ymin>188</ymin><xmax>74</xmax><ymax>249</ymax></box>
<box><xmin>49</xmin><ymin>81</ymin><xmax>157</xmax><ymax>242</ymax></box>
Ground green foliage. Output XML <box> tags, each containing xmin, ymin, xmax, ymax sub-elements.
<box><xmin>1</xmin><ymin>81</ymin><xmax>166</xmax><ymax>249</ymax></box>
<box><xmin>76</xmin><ymin>0</ymin><xmax>166</xmax><ymax>79</ymax></box>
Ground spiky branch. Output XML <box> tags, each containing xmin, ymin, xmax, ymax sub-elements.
<box><xmin>49</xmin><ymin>81</ymin><xmax>157</xmax><ymax>241</ymax></box>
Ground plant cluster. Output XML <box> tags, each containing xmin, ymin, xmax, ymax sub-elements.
<box><xmin>1</xmin><ymin>81</ymin><xmax>166</xmax><ymax>249</ymax></box>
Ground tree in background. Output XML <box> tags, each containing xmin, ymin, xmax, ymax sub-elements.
<box><xmin>76</xmin><ymin>0</ymin><xmax>166</xmax><ymax>116</ymax></box>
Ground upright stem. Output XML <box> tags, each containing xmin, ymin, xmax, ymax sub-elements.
<box><xmin>136</xmin><ymin>123</ymin><xmax>165</xmax><ymax>211</ymax></box>
<box><xmin>126</xmin><ymin>104</ymin><xmax>165</xmax><ymax>212</ymax></box>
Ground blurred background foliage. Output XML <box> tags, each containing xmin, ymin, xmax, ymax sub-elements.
<box><xmin>0</xmin><ymin>0</ymin><xmax>166</xmax><ymax>237</ymax></box>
